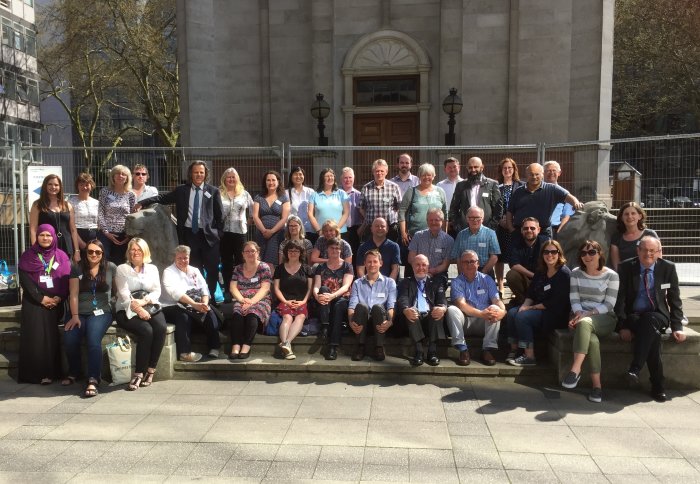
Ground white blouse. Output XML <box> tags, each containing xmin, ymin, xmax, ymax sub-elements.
<box><xmin>114</xmin><ymin>263</ymin><xmax>162</xmax><ymax>314</ymax></box>
<box><xmin>68</xmin><ymin>195</ymin><xmax>99</xmax><ymax>229</ymax></box>
<box><xmin>160</xmin><ymin>263</ymin><xmax>209</xmax><ymax>307</ymax></box>
<box><xmin>221</xmin><ymin>190</ymin><xmax>253</xmax><ymax>234</ymax></box>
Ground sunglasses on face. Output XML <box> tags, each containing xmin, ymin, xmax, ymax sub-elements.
<box><xmin>522</xmin><ymin>226</ymin><xmax>537</xmax><ymax>231</ymax></box>
<box><xmin>134</xmin><ymin>172</ymin><xmax>148</xmax><ymax>177</ymax></box>
<box><xmin>581</xmin><ymin>249</ymin><xmax>598</xmax><ymax>257</ymax></box>
<box><xmin>87</xmin><ymin>249</ymin><xmax>103</xmax><ymax>256</ymax></box>
<box><xmin>542</xmin><ymin>249</ymin><xmax>559</xmax><ymax>255</ymax></box>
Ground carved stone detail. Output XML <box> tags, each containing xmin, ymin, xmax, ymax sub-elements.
<box><xmin>354</xmin><ymin>39</ymin><xmax>418</xmax><ymax>68</ymax></box>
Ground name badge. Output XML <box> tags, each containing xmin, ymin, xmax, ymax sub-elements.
<box><xmin>53</xmin><ymin>262</ymin><xmax>60</xmax><ymax>270</ymax></box>
<box><xmin>250</xmin><ymin>277</ymin><xmax>259</xmax><ymax>283</ymax></box>
<box><xmin>544</xmin><ymin>284</ymin><xmax>551</xmax><ymax>291</ymax></box>
<box><xmin>482</xmin><ymin>193</ymin><xmax>489</xmax><ymax>198</ymax></box>
<box><xmin>661</xmin><ymin>283</ymin><xmax>670</xmax><ymax>289</ymax></box>
<box><xmin>383</xmin><ymin>197</ymin><xmax>391</xmax><ymax>203</ymax></box>
<box><xmin>377</xmin><ymin>292</ymin><xmax>386</xmax><ymax>298</ymax></box>
<box><xmin>40</xmin><ymin>275</ymin><xmax>51</xmax><ymax>283</ymax></box>
<box><xmin>274</xmin><ymin>199</ymin><xmax>282</xmax><ymax>206</ymax></box>
<box><xmin>45</xmin><ymin>279</ymin><xmax>54</xmax><ymax>289</ymax></box>
<box><xmin>435</xmin><ymin>248</ymin><xmax>442</xmax><ymax>253</ymax></box>
<box><xmin>107</xmin><ymin>195</ymin><xmax>115</xmax><ymax>202</ymax></box>
<box><xmin>477</xmin><ymin>289</ymin><xmax>485</xmax><ymax>295</ymax></box>
<box><xmin>204</xmin><ymin>191</ymin><xmax>212</xmax><ymax>198</ymax></box>
<box><xmin>478</xmin><ymin>242</ymin><xmax>486</xmax><ymax>247</ymax></box>
<box><xmin>93</xmin><ymin>309</ymin><xmax>104</xmax><ymax>316</ymax></box>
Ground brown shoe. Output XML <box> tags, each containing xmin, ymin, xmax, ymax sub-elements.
<box><xmin>457</xmin><ymin>350</ymin><xmax>471</xmax><ymax>366</ymax></box>
<box><xmin>352</xmin><ymin>345</ymin><xmax>365</xmax><ymax>361</ymax></box>
<box><xmin>374</xmin><ymin>346</ymin><xmax>386</xmax><ymax>361</ymax></box>
<box><xmin>482</xmin><ymin>349</ymin><xmax>496</xmax><ymax>366</ymax></box>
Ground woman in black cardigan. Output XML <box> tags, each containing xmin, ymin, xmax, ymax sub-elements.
<box><xmin>505</xmin><ymin>239</ymin><xmax>571</xmax><ymax>366</ymax></box>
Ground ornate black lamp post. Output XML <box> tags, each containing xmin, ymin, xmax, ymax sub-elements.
<box><xmin>310</xmin><ymin>93</ymin><xmax>331</xmax><ymax>146</ymax></box>
<box><xmin>442</xmin><ymin>88</ymin><xmax>463</xmax><ymax>146</ymax></box>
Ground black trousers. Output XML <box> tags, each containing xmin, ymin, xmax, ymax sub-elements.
<box><xmin>184</xmin><ymin>230</ymin><xmax>220</xmax><ymax>297</ymax></box>
<box><xmin>317</xmin><ymin>286</ymin><xmax>349</xmax><ymax>346</ymax></box>
<box><xmin>230</xmin><ymin>312</ymin><xmax>260</xmax><ymax>347</ymax></box>
<box><xmin>352</xmin><ymin>303</ymin><xmax>387</xmax><ymax>346</ymax></box>
<box><xmin>342</xmin><ymin>226</ymin><xmax>361</xmax><ymax>269</ymax></box>
<box><xmin>116</xmin><ymin>310</ymin><xmax>167</xmax><ymax>374</ymax></box>
<box><xmin>162</xmin><ymin>305</ymin><xmax>221</xmax><ymax>355</ymax></box>
<box><xmin>220</xmin><ymin>232</ymin><xmax>246</xmax><ymax>289</ymax></box>
<box><xmin>628</xmin><ymin>311</ymin><xmax>669</xmax><ymax>390</ymax></box>
<box><xmin>397</xmin><ymin>311</ymin><xmax>441</xmax><ymax>347</ymax></box>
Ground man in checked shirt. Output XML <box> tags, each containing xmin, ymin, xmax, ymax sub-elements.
<box><xmin>358</xmin><ymin>159</ymin><xmax>402</xmax><ymax>244</ymax></box>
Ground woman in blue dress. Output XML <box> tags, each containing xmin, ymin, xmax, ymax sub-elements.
<box><xmin>252</xmin><ymin>170</ymin><xmax>290</xmax><ymax>268</ymax></box>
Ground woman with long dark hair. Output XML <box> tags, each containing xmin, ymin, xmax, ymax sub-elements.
<box><xmin>252</xmin><ymin>170</ymin><xmax>290</xmax><ymax>267</ymax></box>
<box><xmin>609</xmin><ymin>201</ymin><xmax>658</xmax><ymax>270</ymax></box>
<box><xmin>496</xmin><ymin>158</ymin><xmax>525</xmax><ymax>293</ymax></box>
<box><xmin>64</xmin><ymin>239</ymin><xmax>116</xmax><ymax>397</ymax></box>
<box><xmin>287</xmin><ymin>166</ymin><xmax>317</xmax><ymax>245</ymax></box>
<box><xmin>68</xmin><ymin>172</ymin><xmax>99</xmax><ymax>258</ymax></box>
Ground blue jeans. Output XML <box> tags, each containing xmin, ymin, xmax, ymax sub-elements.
<box><xmin>506</xmin><ymin>306</ymin><xmax>545</xmax><ymax>349</ymax></box>
<box><xmin>63</xmin><ymin>312</ymin><xmax>114</xmax><ymax>381</ymax></box>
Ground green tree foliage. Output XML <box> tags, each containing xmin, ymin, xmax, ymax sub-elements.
<box><xmin>37</xmin><ymin>0</ymin><xmax>178</xmax><ymax>173</ymax></box>
<box><xmin>613</xmin><ymin>0</ymin><xmax>700</xmax><ymax>137</ymax></box>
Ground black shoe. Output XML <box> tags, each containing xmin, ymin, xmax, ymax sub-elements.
<box><xmin>651</xmin><ymin>390</ymin><xmax>667</xmax><ymax>403</ymax></box>
<box><xmin>326</xmin><ymin>346</ymin><xmax>338</xmax><ymax>361</ymax></box>
<box><xmin>320</xmin><ymin>326</ymin><xmax>329</xmax><ymax>342</ymax></box>
<box><xmin>411</xmin><ymin>351</ymin><xmax>424</xmax><ymax>367</ymax></box>
<box><xmin>626</xmin><ymin>367</ymin><xmax>640</xmax><ymax>385</ymax></box>
<box><xmin>374</xmin><ymin>346</ymin><xmax>386</xmax><ymax>361</ymax></box>
<box><xmin>427</xmin><ymin>353</ymin><xmax>440</xmax><ymax>366</ymax></box>
<box><xmin>352</xmin><ymin>345</ymin><xmax>365</xmax><ymax>361</ymax></box>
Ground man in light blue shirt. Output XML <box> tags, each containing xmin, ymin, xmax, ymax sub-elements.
<box><xmin>544</xmin><ymin>161</ymin><xmax>575</xmax><ymax>237</ymax></box>
<box><xmin>450</xmin><ymin>206</ymin><xmax>500</xmax><ymax>276</ymax></box>
<box><xmin>348</xmin><ymin>249</ymin><xmax>397</xmax><ymax>361</ymax></box>
<box><xmin>446</xmin><ymin>250</ymin><xmax>506</xmax><ymax>366</ymax></box>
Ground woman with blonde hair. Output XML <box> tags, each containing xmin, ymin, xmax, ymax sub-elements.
<box><xmin>278</xmin><ymin>214</ymin><xmax>313</xmax><ymax>264</ymax></box>
<box><xmin>310</xmin><ymin>219</ymin><xmax>353</xmax><ymax>265</ymax></box>
<box><xmin>98</xmin><ymin>165</ymin><xmax>136</xmax><ymax>264</ymax></box>
<box><xmin>114</xmin><ymin>237</ymin><xmax>167</xmax><ymax>390</ymax></box>
<box><xmin>219</xmin><ymin>167</ymin><xmax>253</xmax><ymax>288</ymax></box>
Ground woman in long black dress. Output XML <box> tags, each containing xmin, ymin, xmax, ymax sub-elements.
<box><xmin>18</xmin><ymin>224</ymin><xmax>71</xmax><ymax>384</ymax></box>
<box><xmin>29</xmin><ymin>174</ymin><xmax>81</xmax><ymax>263</ymax></box>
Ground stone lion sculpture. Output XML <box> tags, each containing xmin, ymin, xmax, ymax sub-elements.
<box><xmin>125</xmin><ymin>204</ymin><xmax>178</xmax><ymax>272</ymax></box>
<box><xmin>557</xmin><ymin>201</ymin><xmax>617</xmax><ymax>269</ymax></box>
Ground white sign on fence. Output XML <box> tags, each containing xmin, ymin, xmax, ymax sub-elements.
<box><xmin>27</xmin><ymin>166</ymin><xmax>63</xmax><ymax>208</ymax></box>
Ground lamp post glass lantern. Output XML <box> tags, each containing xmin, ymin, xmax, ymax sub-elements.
<box><xmin>310</xmin><ymin>93</ymin><xmax>331</xmax><ymax>146</ymax></box>
<box><xmin>442</xmin><ymin>87</ymin><xmax>463</xmax><ymax>146</ymax></box>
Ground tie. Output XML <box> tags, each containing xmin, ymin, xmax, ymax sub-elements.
<box><xmin>416</xmin><ymin>280</ymin><xmax>429</xmax><ymax>313</ymax></box>
<box><xmin>643</xmin><ymin>268</ymin><xmax>655</xmax><ymax>310</ymax></box>
<box><xmin>192</xmin><ymin>187</ymin><xmax>200</xmax><ymax>233</ymax></box>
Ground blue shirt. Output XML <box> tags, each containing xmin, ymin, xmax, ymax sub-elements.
<box><xmin>310</xmin><ymin>189</ymin><xmax>349</xmax><ymax>233</ymax></box>
<box><xmin>390</xmin><ymin>174</ymin><xmax>419</xmax><ymax>195</ymax></box>
<box><xmin>357</xmin><ymin>238</ymin><xmax>401</xmax><ymax>277</ymax></box>
<box><xmin>408</xmin><ymin>229</ymin><xmax>454</xmax><ymax>269</ymax></box>
<box><xmin>450</xmin><ymin>272</ymin><xmax>500</xmax><ymax>310</ymax></box>
<box><xmin>633</xmin><ymin>263</ymin><xmax>656</xmax><ymax>314</ymax></box>
<box><xmin>508</xmin><ymin>182</ymin><xmax>569</xmax><ymax>229</ymax></box>
<box><xmin>450</xmin><ymin>225</ymin><xmax>500</xmax><ymax>265</ymax></box>
<box><xmin>349</xmin><ymin>273</ymin><xmax>397</xmax><ymax>311</ymax></box>
<box><xmin>550</xmin><ymin>202</ymin><xmax>575</xmax><ymax>227</ymax></box>
<box><xmin>344</xmin><ymin>187</ymin><xmax>364</xmax><ymax>227</ymax></box>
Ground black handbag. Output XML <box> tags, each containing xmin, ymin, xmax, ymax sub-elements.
<box><xmin>130</xmin><ymin>289</ymin><xmax>162</xmax><ymax>316</ymax></box>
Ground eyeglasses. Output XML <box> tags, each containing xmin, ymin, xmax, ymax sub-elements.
<box><xmin>134</xmin><ymin>172</ymin><xmax>148</xmax><ymax>177</ymax></box>
<box><xmin>522</xmin><ymin>226</ymin><xmax>538</xmax><ymax>231</ymax></box>
<box><xmin>580</xmin><ymin>249</ymin><xmax>598</xmax><ymax>257</ymax></box>
<box><xmin>243</xmin><ymin>249</ymin><xmax>257</xmax><ymax>254</ymax></box>
<box><xmin>287</xmin><ymin>248</ymin><xmax>301</xmax><ymax>253</ymax></box>
<box><xmin>639</xmin><ymin>248</ymin><xmax>660</xmax><ymax>254</ymax></box>
<box><xmin>542</xmin><ymin>249</ymin><xmax>559</xmax><ymax>255</ymax></box>
<box><xmin>87</xmin><ymin>249</ymin><xmax>103</xmax><ymax>256</ymax></box>
<box><xmin>461</xmin><ymin>260</ymin><xmax>479</xmax><ymax>265</ymax></box>
<box><xmin>467</xmin><ymin>216</ymin><xmax>483</xmax><ymax>221</ymax></box>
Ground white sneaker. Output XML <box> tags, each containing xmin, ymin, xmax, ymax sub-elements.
<box><xmin>280</xmin><ymin>341</ymin><xmax>292</xmax><ymax>356</ymax></box>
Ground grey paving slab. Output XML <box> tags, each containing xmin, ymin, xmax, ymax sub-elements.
<box><xmin>361</xmin><ymin>463</ymin><xmax>410</xmax><ymax>482</ymax></box>
<box><xmin>283</xmin><ymin>417</ymin><xmax>368</xmax><ymax>446</ymax></box>
<box><xmin>38</xmin><ymin>440</ymin><xmax>114</xmax><ymax>473</ymax></box>
<box><xmin>447</xmin><ymin>420</ymin><xmax>491</xmax><ymax>436</ymax></box>
<box><xmin>554</xmin><ymin>471</ymin><xmax>611</xmax><ymax>482</ymax></box>
<box><xmin>80</xmin><ymin>392</ymin><xmax>171</xmax><ymax>415</ymax></box>
<box><xmin>479</xmin><ymin>402</ymin><xmax>566</xmax><ymax>426</ymax></box>
<box><xmin>305</xmin><ymin>381</ymin><xmax>376</xmax><ymax>397</ymax></box>
<box><xmin>640</xmin><ymin>457</ymin><xmax>700</xmax><ymax>478</ymax></box>
<box><xmin>363</xmin><ymin>447</ymin><xmax>409</xmax><ymax>466</ymax></box>
<box><xmin>572</xmin><ymin>426</ymin><xmax>683</xmax><ymax>458</ymax></box>
<box><xmin>265</xmin><ymin>460</ymin><xmax>316</xmax><ymax>480</ymax></box>
<box><xmin>174</xmin><ymin>442</ymin><xmax>237</xmax><ymax>476</ymax></box>
<box><xmin>450</xmin><ymin>435</ymin><xmax>497</xmax><ymax>454</ymax></box>
<box><xmin>231</xmin><ymin>443</ymin><xmax>279</xmax><ymax>461</ymax></box>
<box><xmin>0</xmin><ymin>413</ymin><xmax>40</xmax><ymax>438</ymax></box>
<box><xmin>593</xmin><ymin>455</ymin><xmax>654</xmax><ymax>475</ymax></box>
<box><xmin>151</xmin><ymin>394</ymin><xmax>235</xmax><ymax>416</ymax></box>
<box><xmin>239</xmin><ymin>380</ymin><xmax>311</xmax><ymax>396</ymax></box>
<box><xmin>272</xmin><ymin>443</ymin><xmax>321</xmax><ymax>463</ymax></box>
<box><xmin>489</xmin><ymin>423</ymin><xmax>589</xmax><ymax>455</ymax></box>
<box><xmin>313</xmin><ymin>459</ymin><xmax>363</xmax><ymax>481</ymax></box>
<box><xmin>224</xmin><ymin>395</ymin><xmax>303</xmax><ymax>417</ymax></box>
<box><xmin>0</xmin><ymin>440</ymin><xmax>74</xmax><ymax>471</ymax></box>
<box><xmin>605</xmin><ymin>475</ymin><xmax>661</xmax><ymax>483</ymax></box>
<box><xmin>2</xmin><ymin>424</ymin><xmax>55</xmax><ymax>440</ymax></box>
<box><xmin>120</xmin><ymin>415</ymin><xmax>217</xmax><ymax>442</ymax></box>
<box><xmin>372</xmin><ymin>382</ymin><xmax>443</xmax><ymax>399</ymax></box>
<box><xmin>505</xmin><ymin>468</ymin><xmax>560</xmax><ymax>482</ymax></box>
<box><xmin>456</xmin><ymin>467</ymin><xmax>509</xmax><ymax>482</ymax></box>
<box><xmin>82</xmin><ymin>441</ymin><xmax>156</xmax><ymax>474</ymax></box>
<box><xmin>408</xmin><ymin>448</ymin><xmax>455</xmax><ymax>467</ymax></box>
<box><xmin>69</xmin><ymin>473</ymin><xmax>169</xmax><ymax>483</ymax></box>
<box><xmin>127</xmin><ymin>442</ymin><xmax>197</xmax><ymax>475</ymax></box>
<box><xmin>0</xmin><ymin>471</ymin><xmax>76</xmax><ymax>483</ymax></box>
<box><xmin>471</xmin><ymin>382</ymin><xmax>552</xmax><ymax>403</ymax></box>
<box><xmin>202</xmin><ymin>416</ymin><xmax>292</xmax><ymax>444</ymax></box>
<box><xmin>318</xmin><ymin>445</ymin><xmax>364</xmax><ymax>464</ymax></box>
<box><xmin>26</xmin><ymin>413</ymin><xmax>75</xmax><ymax>427</ymax></box>
<box><xmin>175</xmin><ymin>379</ymin><xmax>249</xmax><ymax>395</ymax></box>
<box><xmin>409</xmin><ymin>464</ymin><xmax>460</xmax><ymax>483</ymax></box>
<box><xmin>366</xmin><ymin>419</ymin><xmax>451</xmax><ymax>449</ymax></box>
<box><xmin>655</xmin><ymin>427</ymin><xmax>700</xmax><ymax>459</ymax></box>
<box><xmin>0</xmin><ymin>439</ymin><xmax>33</xmax><ymax>456</ymax></box>
<box><xmin>297</xmin><ymin>395</ymin><xmax>371</xmax><ymax>419</ymax></box>
<box><xmin>42</xmin><ymin>413</ymin><xmax>145</xmax><ymax>441</ymax></box>
<box><xmin>0</xmin><ymin>394</ymin><xmax>73</xmax><ymax>414</ymax></box>
<box><xmin>499</xmin><ymin>451</ymin><xmax>552</xmax><ymax>471</ymax></box>
<box><xmin>370</xmin><ymin>397</ymin><xmax>446</xmax><ymax>422</ymax></box>
<box><xmin>544</xmin><ymin>453</ymin><xmax>602</xmax><ymax>474</ymax></box>
<box><xmin>633</xmin><ymin>404</ymin><xmax>700</xmax><ymax>429</ymax></box>
<box><xmin>218</xmin><ymin>458</ymin><xmax>271</xmax><ymax>478</ymax></box>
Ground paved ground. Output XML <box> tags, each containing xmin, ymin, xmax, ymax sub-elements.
<box><xmin>1</xmin><ymin>376</ymin><xmax>700</xmax><ymax>483</ymax></box>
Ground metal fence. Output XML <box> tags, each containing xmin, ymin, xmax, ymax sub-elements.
<box><xmin>1</xmin><ymin>134</ymin><xmax>699</xmax><ymax>280</ymax></box>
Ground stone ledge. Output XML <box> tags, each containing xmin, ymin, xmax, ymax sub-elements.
<box><xmin>549</xmin><ymin>328</ymin><xmax>700</xmax><ymax>389</ymax></box>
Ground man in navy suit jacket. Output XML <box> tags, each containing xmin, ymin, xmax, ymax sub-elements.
<box><xmin>138</xmin><ymin>160</ymin><xmax>223</xmax><ymax>295</ymax></box>
<box><xmin>616</xmin><ymin>236</ymin><xmax>685</xmax><ymax>402</ymax></box>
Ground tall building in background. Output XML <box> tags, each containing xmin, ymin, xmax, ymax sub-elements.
<box><xmin>0</xmin><ymin>0</ymin><xmax>40</xmax><ymax>186</ymax></box>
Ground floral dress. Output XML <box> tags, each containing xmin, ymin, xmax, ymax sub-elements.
<box><xmin>231</xmin><ymin>262</ymin><xmax>273</xmax><ymax>324</ymax></box>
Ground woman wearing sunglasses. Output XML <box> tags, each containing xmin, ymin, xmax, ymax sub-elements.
<box><xmin>64</xmin><ymin>240</ymin><xmax>117</xmax><ymax>397</ymax></box>
<box><xmin>506</xmin><ymin>240</ymin><xmax>571</xmax><ymax>367</ymax></box>
<box><xmin>561</xmin><ymin>240</ymin><xmax>619</xmax><ymax>403</ymax></box>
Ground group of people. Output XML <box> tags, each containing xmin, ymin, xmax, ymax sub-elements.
<box><xmin>18</xmin><ymin>155</ymin><xmax>685</xmax><ymax>404</ymax></box>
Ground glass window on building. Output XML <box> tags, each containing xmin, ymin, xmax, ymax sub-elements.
<box><xmin>354</xmin><ymin>76</ymin><xmax>419</xmax><ymax>106</ymax></box>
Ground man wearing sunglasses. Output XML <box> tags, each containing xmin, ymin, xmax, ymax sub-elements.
<box><xmin>506</xmin><ymin>217</ymin><xmax>547</xmax><ymax>305</ymax></box>
<box><xmin>446</xmin><ymin>250</ymin><xmax>506</xmax><ymax>366</ymax></box>
<box><xmin>616</xmin><ymin>236</ymin><xmax>685</xmax><ymax>402</ymax></box>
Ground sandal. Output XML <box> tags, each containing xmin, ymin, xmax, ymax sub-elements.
<box><xmin>40</xmin><ymin>378</ymin><xmax>52</xmax><ymax>385</ymax></box>
<box><xmin>140</xmin><ymin>369</ymin><xmax>155</xmax><ymax>387</ymax></box>
<box><xmin>61</xmin><ymin>376</ymin><xmax>77</xmax><ymax>386</ymax></box>
<box><xmin>84</xmin><ymin>378</ymin><xmax>98</xmax><ymax>398</ymax></box>
<box><xmin>127</xmin><ymin>374</ymin><xmax>143</xmax><ymax>391</ymax></box>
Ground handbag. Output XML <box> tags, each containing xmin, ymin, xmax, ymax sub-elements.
<box><xmin>0</xmin><ymin>260</ymin><xmax>19</xmax><ymax>307</ymax></box>
<box><xmin>106</xmin><ymin>336</ymin><xmax>132</xmax><ymax>385</ymax></box>
<box><xmin>130</xmin><ymin>289</ymin><xmax>162</xmax><ymax>316</ymax></box>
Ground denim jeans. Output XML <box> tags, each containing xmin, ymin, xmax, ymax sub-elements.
<box><xmin>63</xmin><ymin>312</ymin><xmax>114</xmax><ymax>381</ymax></box>
<box><xmin>506</xmin><ymin>306</ymin><xmax>545</xmax><ymax>348</ymax></box>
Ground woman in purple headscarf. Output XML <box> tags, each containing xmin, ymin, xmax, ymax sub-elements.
<box><xmin>18</xmin><ymin>224</ymin><xmax>71</xmax><ymax>384</ymax></box>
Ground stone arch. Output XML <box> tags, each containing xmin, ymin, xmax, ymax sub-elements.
<box><xmin>341</xmin><ymin>30</ymin><xmax>431</xmax><ymax>145</ymax></box>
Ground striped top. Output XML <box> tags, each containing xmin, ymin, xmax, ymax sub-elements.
<box><xmin>569</xmin><ymin>267</ymin><xmax>620</xmax><ymax>315</ymax></box>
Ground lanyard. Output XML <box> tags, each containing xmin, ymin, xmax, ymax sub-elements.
<box><xmin>91</xmin><ymin>279</ymin><xmax>98</xmax><ymax>307</ymax></box>
<box><xmin>37</xmin><ymin>254</ymin><xmax>55</xmax><ymax>275</ymax></box>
